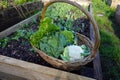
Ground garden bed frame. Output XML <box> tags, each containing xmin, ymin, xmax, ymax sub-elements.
<box><xmin>0</xmin><ymin>1</ymin><xmax>102</xmax><ymax>80</ymax></box>
<box><xmin>0</xmin><ymin>55</ymin><xmax>95</xmax><ymax>80</ymax></box>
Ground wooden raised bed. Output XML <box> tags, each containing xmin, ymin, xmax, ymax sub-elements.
<box><xmin>0</xmin><ymin>1</ymin><xmax>102</xmax><ymax>80</ymax></box>
<box><xmin>0</xmin><ymin>1</ymin><xmax>43</xmax><ymax>32</ymax></box>
<box><xmin>0</xmin><ymin>55</ymin><xmax>95</xmax><ymax>80</ymax></box>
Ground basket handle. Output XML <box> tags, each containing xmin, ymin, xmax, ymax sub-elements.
<box><xmin>41</xmin><ymin>0</ymin><xmax>100</xmax><ymax>58</ymax></box>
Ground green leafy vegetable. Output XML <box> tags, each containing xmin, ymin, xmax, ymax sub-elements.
<box><xmin>11</xmin><ymin>30</ymin><xmax>26</xmax><ymax>41</ymax></box>
<box><xmin>61</xmin><ymin>30</ymin><xmax>74</xmax><ymax>43</ymax></box>
<box><xmin>30</xmin><ymin>17</ymin><xmax>75</xmax><ymax>59</ymax></box>
<box><xmin>38</xmin><ymin>32</ymin><xmax>71</xmax><ymax>58</ymax></box>
<box><xmin>30</xmin><ymin>17</ymin><xmax>60</xmax><ymax>47</ymax></box>
<box><xmin>0</xmin><ymin>37</ymin><xmax>9</xmax><ymax>48</ymax></box>
<box><xmin>81</xmin><ymin>45</ymin><xmax>90</xmax><ymax>57</ymax></box>
<box><xmin>30</xmin><ymin>17</ymin><xmax>90</xmax><ymax>60</ymax></box>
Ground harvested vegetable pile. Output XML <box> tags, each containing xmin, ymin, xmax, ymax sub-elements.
<box><xmin>30</xmin><ymin>17</ymin><xmax>90</xmax><ymax>61</ymax></box>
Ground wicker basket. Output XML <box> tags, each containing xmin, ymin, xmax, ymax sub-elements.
<box><xmin>32</xmin><ymin>0</ymin><xmax>100</xmax><ymax>71</ymax></box>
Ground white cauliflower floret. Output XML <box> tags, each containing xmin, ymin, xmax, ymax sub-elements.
<box><xmin>68</xmin><ymin>45</ymin><xmax>84</xmax><ymax>61</ymax></box>
<box><xmin>61</xmin><ymin>45</ymin><xmax>90</xmax><ymax>61</ymax></box>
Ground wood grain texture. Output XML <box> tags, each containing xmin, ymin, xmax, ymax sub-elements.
<box><xmin>93</xmin><ymin>53</ymin><xmax>103</xmax><ymax>80</ymax></box>
<box><xmin>0</xmin><ymin>55</ymin><xmax>95</xmax><ymax>80</ymax></box>
<box><xmin>89</xmin><ymin>4</ymin><xmax>103</xmax><ymax>80</ymax></box>
<box><xmin>0</xmin><ymin>71</ymin><xmax>27</xmax><ymax>80</ymax></box>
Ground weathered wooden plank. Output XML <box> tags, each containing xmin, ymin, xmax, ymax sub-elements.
<box><xmin>0</xmin><ymin>11</ymin><xmax>41</xmax><ymax>39</ymax></box>
<box><xmin>0</xmin><ymin>55</ymin><xmax>95</xmax><ymax>80</ymax></box>
<box><xmin>93</xmin><ymin>53</ymin><xmax>103</xmax><ymax>80</ymax></box>
<box><xmin>89</xmin><ymin>4</ymin><xmax>103</xmax><ymax>80</ymax></box>
<box><xmin>0</xmin><ymin>71</ymin><xmax>27</xmax><ymax>80</ymax></box>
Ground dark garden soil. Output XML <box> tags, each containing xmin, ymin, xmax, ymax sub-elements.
<box><xmin>0</xmin><ymin>18</ymin><xmax>94</xmax><ymax>78</ymax></box>
<box><xmin>0</xmin><ymin>1</ymin><xmax>43</xmax><ymax>32</ymax></box>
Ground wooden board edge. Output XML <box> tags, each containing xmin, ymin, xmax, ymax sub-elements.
<box><xmin>0</xmin><ymin>55</ymin><xmax>95</xmax><ymax>80</ymax></box>
<box><xmin>89</xmin><ymin>4</ymin><xmax>103</xmax><ymax>80</ymax></box>
<box><xmin>93</xmin><ymin>52</ymin><xmax>103</xmax><ymax>80</ymax></box>
<box><xmin>0</xmin><ymin>71</ymin><xmax>27</xmax><ymax>80</ymax></box>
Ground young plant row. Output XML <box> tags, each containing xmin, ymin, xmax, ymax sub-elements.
<box><xmin>0</xmin><ymin>19</ymin><xmax>38</xmax><ymax>48</ymax></box>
